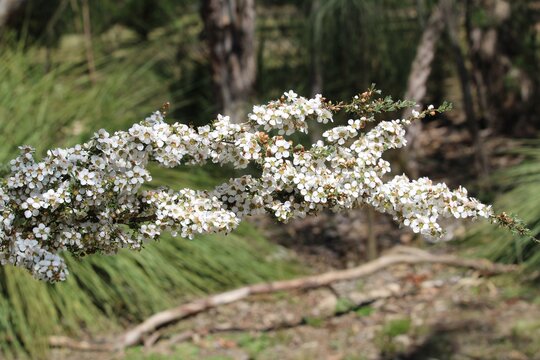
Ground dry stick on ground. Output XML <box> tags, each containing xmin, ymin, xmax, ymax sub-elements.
<box><xmin>48</xmin><ymin>336</ymin><xmax>114</xmax><ymax>352</ymax></box>
<box><xmin>48</xmin><ymin>246</ymin><xmax>515</xmax><ymax>352</ymax></box>
<box><xmin>151</xmin><ymin>282</ymin><xmax>417</xmax><ymax>352</ymax></box>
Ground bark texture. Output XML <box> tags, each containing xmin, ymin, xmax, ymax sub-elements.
<box><xmin>466</xmin><ymin>0</ymin><xmax>539</xmax><ymax>136</ymax></box>
<box><xmin>402</xmin><ymin>1</ymin><xmax>445</xmax><ymax>178</ymax></box>
<box><xmin>0</xmin><ymin>0</ymin><xmax>25</xmax><ymax>28</ymax></box>
<box><xmin>442</xmin><ymin>0</ymin><xmax>489</xmax><ymax>179</ymax></box>
<box><xmin>201</xmin><ymin>0</ymin><xmax>256</xmax><ymax>123</ymax></box>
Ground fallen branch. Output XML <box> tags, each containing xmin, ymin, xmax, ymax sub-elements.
<box><xmin>151</xmin><ymin>282</ymin><xmax>416</xmax><ymax>352</ymax></box>
<box><xmin>48</xmin><ymin>336</ymin><xmax>113</xmax><ymax>352</ymax></box>
<box><xmin>49</xmin><ymin>247</ymin><xmax>515</xmax><ymax>351</ymax></box>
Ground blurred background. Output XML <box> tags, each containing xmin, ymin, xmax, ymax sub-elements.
<box><xmin>0</xmin><ymin>0</ymin><xmax>539</xmax><ymax>359</ymax></box>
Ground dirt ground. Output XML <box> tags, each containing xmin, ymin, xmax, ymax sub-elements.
<box><xmin>52</xmin><ymin>253</ymin><xmax>540</xmax><ymax>360</ymax></box>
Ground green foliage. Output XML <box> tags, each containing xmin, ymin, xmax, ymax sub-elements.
<box><xmin>355</xmin><ymin>305</ymin><xmax>374</xmax><ymax>317</ymax></box>
<box><xmin>235</xmin><ymin>333</ymin><xmax>274</xmax><ymax>357</ymax></box>
<box><xmin>4</xmin><ymin>1</ymin><xmax>536</xmax><ymax>358</ymax></box>
<box><xmin>490</xmin><ymin>274</ymin><xmax>539</xmax><ymax>302</ymax></box>
<box><xmin>464</xmin><ymin>141</ymin><xmax>540</xmax><ymax>270</ymax></box>
<box><xmin>304</xmin><ymin>316</ymin><xmax>325</xmax><ymax>327</ymax></box>
<box><xmin>374</xmin><ymin>317</ymin><xmax>412</xmax><ymax>357</ymax></box>
<box><xmin>0</xmin><ymin>43</ymin><xmax>166</xmax><ymax>163</ymax></box>
<box><xmin>0</xmin><ymin>195</ymin><xmax>300</xmax><ymax>359</ymax></box>
<box><xmin>307</xmin><ymin>0</ymin><xmax>423</xmax><ymax>98</ymax></box>
<box><xmin>0</xmin><ymin>39</ymin><xmax>301</xmax><ymax>359</ymax></box>
<box><xmin>380</xmin><ymin>318</ymin><xmax>411</xmax><ymax>338</ymax></box>
<box><xmin>6</xmin><ymin>0</ymin><xmax>196</xmax><ymax>44</ymax></box>
<box><xmin>507</xmin><ymin>318</ymin><xmax>540</xmax><ymax>358</ymax></box>
<box><xmin>334</xmin><ymin>297</ymin><xmax>354</xmax><ymax>314</ymax></box>
<box><xmin>126</xmin><ymin>343</ymin><xmax>200</xmax><ymax>360</ymax></box>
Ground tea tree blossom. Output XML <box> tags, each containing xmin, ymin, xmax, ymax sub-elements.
<box><xmin>0</xmin><ymin>88</ymin><xmax>495</xmax><ymax>282</ymax></box>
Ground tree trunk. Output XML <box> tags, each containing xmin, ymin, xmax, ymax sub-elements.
<box><xmin>464</xmin><ymin>0</ymin><xmax>494</xmax><ymax>133</ymax></box>
<box><xmin>201</xmin><ymin>0</ymin><xmax>256</xmax><ymax>123</ymax></box>
<box><xmin>442</xmin><ymin>0</ymin><xmax>489</xmax><ymax>180</ymax></box>
<box><xmin>0</xmin><ymin>0</ymin><xmax>25</xmax><ymax>28</ymax></box>
<box><xmin>401</xmin><ymin>0</ymin><xmax>445</xmax><ymax>178</ymax></box>
<box><xmin>465</xmin><ymin>0</ymin><xmax>539</xmax><ymax>136</ymax></box>
<box><xmin>81</xmin><ymin>0</ymin><xmax>96</xmax><ymax>84</ymax></box>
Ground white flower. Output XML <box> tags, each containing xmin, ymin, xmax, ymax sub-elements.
<box><xmin>0</xmin><ymin>90</ymin><xmax>493</xmax><ymax>282</ymax></box>
<box><xmin>77</xmin><ymin>169</ymin><xmax>96</xmax><ymax>186</ymax></box>
<box><xmin>33</xmin><ymin>223</ymin><xmax>51</xmax><ymax>240</ymax></box>
<box><xmin>270</xmin><ymin>139</ymin><xmax>291</xmax><ymax>159</ymax></box>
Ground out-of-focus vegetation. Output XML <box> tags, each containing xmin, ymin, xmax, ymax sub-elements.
<box><xmin>465</xmin><ymin>141</ymin><xmax>540</xmax><ymax>271</ymax></box>
<box><xmin>0</xmin><ymin>43</ymin><xmax>167</xmax><ymax>161</ymax></box>
<box><xmin>0</xmin><ymin>3</ymin><xmax>303</xmax><ymax>357</ymax></box>
<box><xmin>0</xmin><ymin>49</ymin><xmax>300</xmax><ymax>354</ymax></box>
<box><xmin>1</xmin><ymin>223</ymin><xmax>299</xmax><ymax>358</ymax></box>
<box><xmin>0</xmin><ymin>0</ymin><xmax>539</xmax><ymax>358</ymax></box>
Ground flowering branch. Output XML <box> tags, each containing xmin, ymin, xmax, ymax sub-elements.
<box><xmin>0</xmin><ymin>88</ymin><xmax>494</xmax><ymax>282</ymax></box>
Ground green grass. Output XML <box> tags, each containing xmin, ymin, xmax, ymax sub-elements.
<box><xmin>380</xmin><ymin>318</ymin><xmax>411</xmax><ymax>338</ymax></box>
<box><xmin>374</xmin><ymin>317</ymin><xmax>412</xmax><ymax>357</ymax></box>
<box><xmin>355</xmin><ymin>305</ymin><xmax>374</xmax><ymax>317</ymax></box>
<box><xmin>235</xmin><ymin>333</ymin><xmax>274</xmax><ymax>357</ymax></box>
<box><xmin>0</xmin><ymin>43</ymin><xmax>168</xmax><ymax>163</ymax></box>
<box><xmin>125</xmin><ymin>343</ymin><xmax>201</xmax><ymax>360</ymax></box>
<box><xmin>334</xmin><ymin>297</ymin><xmax>355</xmax><ymax>314</ymax></box>
<box><xmin>463</xmin><ymin>141</ymin><xmax>540</xmax><ymax>271</ymax></box>
<box><xmin>0</xmin><ymin>223</ymin><xmax>300</xmax><ymax>358</ymax></box>
<box><xmin>0</xmin><ymin>41</ymin><xmax>302</xmax><ymax>359</ymax></box>
<box><xmin>304</xmin><ymin>316</ymin><xmax>325</xmax><ymax>328</ymax></box>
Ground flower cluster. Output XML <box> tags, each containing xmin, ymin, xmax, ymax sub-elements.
<box><xmin>0</xmin><ymin>90</ymin><xmax>492</xmax><ymax>281</ymax></box>
<box><xmin>249</xmin><ymin>91</ymin><xmax>333</xmax><ymax>135</ymax></box>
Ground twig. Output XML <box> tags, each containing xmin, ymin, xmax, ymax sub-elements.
<box><xmin>49</xmin><ymin>246</ymin><xmax>515</xmax><ymax>351</ymax></box>
<box><xmin>152</xmin><ymin>282</ymin><xmax>416</xmax><ymax>352</ymax></box>
<box><xmin>49</xmin><ymin>336</ymin><xmax>113</xmax><ymax>352</ymax></box>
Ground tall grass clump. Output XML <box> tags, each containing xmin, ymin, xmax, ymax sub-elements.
<box><xmin>0</xmin><ymin>43</ymin><xmax>300</xmax><ymax>358</ymax></box>
<box><xmin>464</xmin><ymin>141</ymin><xmax>540</xmax><ymax>271</ymax></box>
<box><xmin>0</xmin><ymin>43</ymin><xmax>169</xmax><ymax>161</ymax></box>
